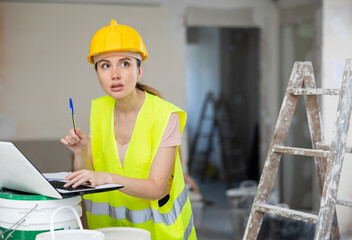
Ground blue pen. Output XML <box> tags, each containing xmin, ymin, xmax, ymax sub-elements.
<box><xmin>69</xmin><ymin>98</ymin><xmax>77</xmax><ymax>134</ymax></box>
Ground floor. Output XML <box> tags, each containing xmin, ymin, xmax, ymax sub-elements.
<box><xmin>192</xmin><ymin>179</ymin><xmax>352</xmax><ymax>240</ymax></box>
<box><xmin>194</xmin><ymin>180</ymin><xmax>233</xmax><ymax>240</ymax></box>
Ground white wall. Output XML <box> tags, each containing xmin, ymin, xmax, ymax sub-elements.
<box><xmin>186</xmin><ymin>28</ymin><xmax>221</xmax><ymax>145</ymax></box>
<box><xmin>322</xmin><ymin>0</ymin><xmax>352</xmax><ymax>234</ymax></box>
<box><xmin>186</xmin><ymin>27</ymin><xmax>222</xmax><ymax>174</ymax></box>
<box><xmin>0</xmin><ymin>0</ymin><xmax>279</xmax><ymax>172</ymax></box>
<box><xmin>0</xmin><ymin>1</ymin><xmax>185</xmax><ymax>140</ymax></box>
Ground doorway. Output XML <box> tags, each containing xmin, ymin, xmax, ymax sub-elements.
<box><xmin>186</xmin><ymin>27</ymin><xmax>261</xmax><ymax>187</ymax></box>
<box><xmin>279</xmin><ymin>21</ymin><xmax>315</xmax><ymax>210</ymax></box>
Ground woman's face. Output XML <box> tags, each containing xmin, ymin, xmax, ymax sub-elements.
<box><xmin>96</xmin><ymin>54</ymin><xmax>142</xmax><ymax>100</ymax></box>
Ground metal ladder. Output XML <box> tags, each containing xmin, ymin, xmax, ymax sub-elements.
<box><xmin>243</xmin><ymin>59</ymin><xmax>352</xmax><ymax>240</ymax></box>
<box><xmin>188</xmin><ymin>92</ymin><xmax>219</xmax><ymax>182</ymax></box>
<box><xmin>188</xmin><ymin>92</ymin><xmax>244</xmax><ymax>188</ymax></box>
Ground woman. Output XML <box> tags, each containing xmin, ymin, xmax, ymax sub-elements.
<box><xmin>60</xmin><ymin>19</ymin><xmax>196</xmax><ymax>240</ymax></box>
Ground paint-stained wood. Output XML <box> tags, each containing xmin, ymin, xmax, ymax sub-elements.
<box><xmin>272</xmin><ymin>145</ymin><xmax>330</xmax><ymax>158</ymax></box>
<box><xmin>288</xmin><ymin>88</ymin><xmax>340</xmax><ymax>95</ymax></box>
<box><xmin>314</xmin><ymin>59</ymin><xmax>352</xmax><ymax>240</ymax></box>
<box><xmin>337</xmin><ymin>198</ymin><xmax>352</xmax><ymax>208</ymax></box>
<box><xmin>243</xmin><ymin>60</ymin><xmax>352</xmax><ymax>240</ymax></box>
<box><xmin>303</xmin><ymin>62</ymin><xmax>340</xmax><ymax>240</ymax></box>
<box><xmin>243</xmin><ymin>62</ymin><xmax>305</xmax><ymax>239</ymax></box>
<box><xmin>316</xmin><ymin>143</ymin><xmax>352</xmax><ymax>154</ymax></box>
<box><xmin>254</xmin><ymin>203</ymin><xmax>318</xmax><ymax>223</ymax></box>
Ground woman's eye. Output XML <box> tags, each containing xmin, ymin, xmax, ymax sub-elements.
<box><xmin>121</xmin><ymin>61</ymin><xmax>130</xmax><ymax>67</ymax></box>
<box><xmin>102</xmin><ymin>63</ymin><xmax>110</xmax><ymax>68</ymax></box>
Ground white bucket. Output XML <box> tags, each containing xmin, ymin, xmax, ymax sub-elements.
<box><xmin>95</xmin><ymin>227</ymin><xmax>151</xmax><ymax>240</ymax></box>
<box><xmin>36</xmin><ymin>206</ymin><xmax>105</xmax><ymax>240</ymax></box>
<box><xmin>226</xmin><ymin>181</ymin><xmax>257</xmax><ymax>240</ymax></box>
<box><xmin>0</xmin><ymin>188</ymin><xmax>82</xmax><ymax>240</ymax></box>
<box><xmin>188</xmin><ymin>190</ymin><xmax>203</xmax><ymax>229</ymax></box>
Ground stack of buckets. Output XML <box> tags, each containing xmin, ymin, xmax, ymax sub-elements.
<box><xmin>226</xmin><ymin>181</ymin><xmax>280</xmax><ymax>239</ymax></box>
<box><xmin>0</xmin><ymin>188</ymin><xmax>151</xmax><ymax>240</ymax></box>
<box><xmin>226</xmin><ymin>181</ymin><xmax>258</xmax><ymax>240</ymax></box>
<box><xmin>95</xmin><ymin>228</ymin><xmax>150</xmax><ymax>240</ymax></box>
<box><xmin>0</xmin><ymin>188</ymin><xmax>82</xmax><ymax>240</ymax></box>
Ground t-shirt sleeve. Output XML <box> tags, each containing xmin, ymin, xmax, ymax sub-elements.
<box><xmin>159</xmin><ymin>112</ymin><xmax>181</xmax><ymax>147</ymax></box>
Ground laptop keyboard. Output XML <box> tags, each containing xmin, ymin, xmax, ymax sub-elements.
<box><xmin>49</xmin><ymin>180</ymin><xmax>93</xmax><ymax>191</ymax></box>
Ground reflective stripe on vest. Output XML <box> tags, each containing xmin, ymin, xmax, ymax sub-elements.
<box><xmin>184</xmin><ymin>214</ymin><xmax>194</xmax><ymax>240</ymax></box>
<box><xmin>88</xmin><ymin>93</ymin><xmax>196</xmax><ymax>239</ymax></box>
<box><xmin>85</xmin><ymin>185</ymin><xmax>189</xmax><ymax>225</ymax></box>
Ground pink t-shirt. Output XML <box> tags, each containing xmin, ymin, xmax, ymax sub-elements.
<box><xmin>117</xmin><ymin>112</ymin><xmax>181</xmax><ymax>166</ymax></box>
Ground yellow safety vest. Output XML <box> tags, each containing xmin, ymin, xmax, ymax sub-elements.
<box><xmin>83</xmin><ymin>92</ymin><xmax>197</xmax><ymax>240</ymax></box>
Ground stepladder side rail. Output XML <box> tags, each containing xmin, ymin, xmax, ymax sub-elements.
<box><xmin>243</xmin><ymin>59</ymin><xmax>352</xmax><ymax>240</ymax></box>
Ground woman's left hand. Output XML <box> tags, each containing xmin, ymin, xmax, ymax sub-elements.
<box><xmin>64</xmin><ymin>170</ymin><xmax>111</xmax><ymax>188</ymax></box>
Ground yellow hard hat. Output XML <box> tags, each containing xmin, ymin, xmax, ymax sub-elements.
<box><xmin>87</xmin><ymin>19</ymin><xmax>148</xmax><ymax>64</ymax></box>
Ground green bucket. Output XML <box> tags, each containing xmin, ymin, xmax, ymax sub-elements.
<box><xmin>0</xmin><ymin>188</ymin><xmax>82</xmax><ymax>240</ymax></box>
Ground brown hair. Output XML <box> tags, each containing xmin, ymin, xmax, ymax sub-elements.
<box><xmin>136</xmin><ymin>59</ymin><xmax>162</xmax><ymax>98</ymax></box>
<box><xmin>95</xmin><ymin>58</ymin><xmax>163</xmax><ymax>98</ymax></box>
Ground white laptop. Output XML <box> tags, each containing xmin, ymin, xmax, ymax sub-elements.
<box><xmin>0</xmin><ymin>141</ymin><xmax>123</xmax><ymax>199</ymax></box>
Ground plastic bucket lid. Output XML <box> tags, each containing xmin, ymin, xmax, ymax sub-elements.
<box><xmin>0</xmin><ymin>187</ymin><xmax>56</xmax><ymax>201</ymax></box>
<box><xmin>226</xmin><ymin>180</ymin><xmax>258</xmax><ymax>197</ymax></box>
<box><xmin>0</xmin><ymin>188</ymin><xmax>81</xmax><ymax>207</ymax></box>
<box><xmin>96</xmin><ymin>227</ymin><xmax>151</xmax><ymax>240</ymax></box>
<box><xmin>226</xmin><ymin>187</ymin><xmax>257</xmax><ymax>197</ymax></box>
<box><xmin>0</xmin><ymin>188</ymin><xmax>81</xmax><ymax>231</ymax></box>
<box><xmin>36</xmin><ymin>230</ymin><xmax>105</xmax><ymax>240</ymax></box>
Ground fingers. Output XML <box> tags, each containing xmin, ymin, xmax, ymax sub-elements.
<box><xmin>68</xmin><ymin>128</ymin><xmax>80</xmax><ymax>143</ymax></box>
<box><xmin>61</xmin><ymin>128</ymin><xmax>81</xmax><ymax>146</ymax></box>
<box><xmin>64</xmin><ymin>170</ymin><xmax>97</xmax><ymax>188</ymax></box>
<box><xmin>71</xmin><ymin>176</ymin><xmax>92</xmax><ymax>188</ymax></box>
<box><xmin>76</xmin><ymin>128</ymin><xmax>87</xmax><ymax>140</ymax></box>
<box><xmin>60</xmin><ymin>137</ymin><xmax>68</xmax><ymax>145</ymax></box>
<box><xmin>65</xmin><ymin>170</ymin><xmax>83</xmax><ymax>181</ymax></box>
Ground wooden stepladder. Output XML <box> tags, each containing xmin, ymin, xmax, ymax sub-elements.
<box><xmin>243</xmin><ymin>59</ymin><xmax>352</xmax><ymax>240</ymax></box>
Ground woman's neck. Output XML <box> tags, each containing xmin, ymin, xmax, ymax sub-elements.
<box><xmin>114</xmin><ymin>88</ymin><xmax>145</xmax><ymax>114</ymax></box>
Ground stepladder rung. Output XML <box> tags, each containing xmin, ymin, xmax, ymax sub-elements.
<box><xmin>243</xmin><ymin>60</ymin><xmax>352</xmax><ymax>240</ymax></box>
<box><xmin>272</xmin><ymin>145</ymin><xmax>330</xmax><ymax>158</ymax></box>
<box><xmin>316</xmin><ymin>142</ymin><xmax>352</xmax><ymax>154</ymax></box>
<box><xmin>254</xmin><ymin>203</ymin><xmax>318</xmax><ymax>224</ymax></box>
<box><xmin>337</xmin><ymin>197</ymin><xmax>352</xmax><ymax>207</ymax></box>
<box><xmin>287</xmin><ymin>88</ymin><xmax>341</xmax><ymax>95</ymax></box>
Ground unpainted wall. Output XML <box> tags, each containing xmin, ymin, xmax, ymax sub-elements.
<box><xmin>0</xmin><ymin>0</ymin><xmax>279</xmax><ymax>175</ymax></box>
<box><xmin>0</xmin><ymin>2</ymin><xmax>184</xmax><ymax>140</ymax></box>
<box><xmin>321</xmin><ymin>0</ymin><xmax>352</xmax><ymax>234</ymax></box>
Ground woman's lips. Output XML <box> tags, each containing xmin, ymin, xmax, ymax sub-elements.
<box><xmin>111</xmin><ymin>84</ymin><xmax>123</xmax><ymax>92</ymax></box>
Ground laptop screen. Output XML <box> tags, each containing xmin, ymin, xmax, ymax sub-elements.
<box><xmin>0</xmin><ymin>141</ymin><xmax>123</xmax><ymax>198</ymax></box>
<box><xmin>0</xmin><ymin>141</ymin><xmax>63</xmax><ymax>198</ymax></box>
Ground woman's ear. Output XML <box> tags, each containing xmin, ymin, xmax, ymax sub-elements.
<box><xmin>138</xmin><ymin>63</ymin><xmax>143</xmax><ymax>81</ymax></box>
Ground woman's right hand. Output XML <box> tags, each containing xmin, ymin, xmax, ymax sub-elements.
<box><xmin>60</xmin><ymin>128</ymin><xmax>88</xmax><ymax>154</ymax></box>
